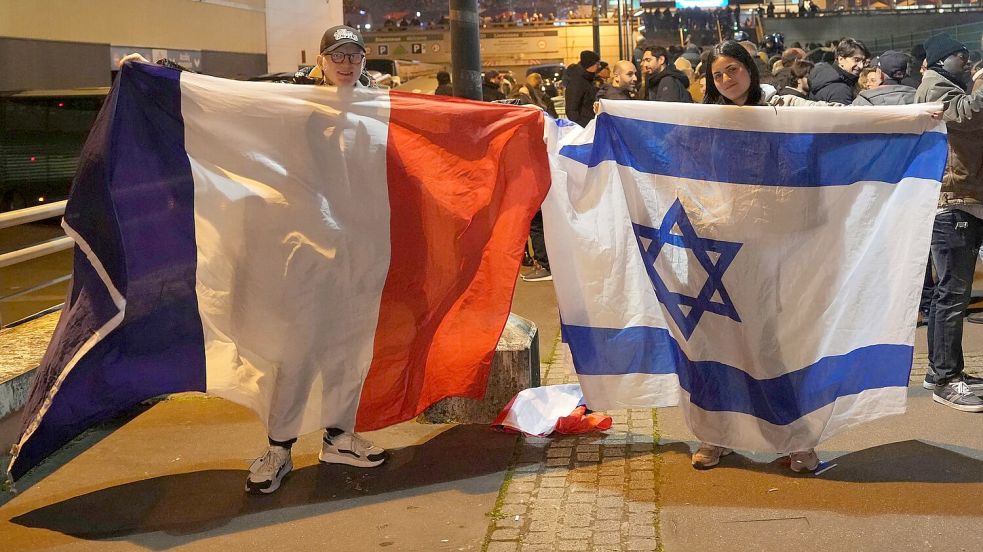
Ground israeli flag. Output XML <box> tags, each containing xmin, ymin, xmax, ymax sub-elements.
<box><xmin>544</xmin><ymin>101</ymin><xmax>946</xmax><ymax>452</ymax></box>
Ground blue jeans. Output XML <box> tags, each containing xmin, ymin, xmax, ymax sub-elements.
<box><xmin>927</xmin><ymin>210</ymin><xmax>983</xmax><ymax>383</ymax></box>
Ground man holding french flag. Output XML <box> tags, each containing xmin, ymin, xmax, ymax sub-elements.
<box><xmin>6</xmin><ymin>25</ymin><xmax>552</xmax><ymax>494</ymax></box>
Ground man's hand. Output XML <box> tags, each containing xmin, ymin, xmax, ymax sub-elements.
<box><xmin>119</xmin><ymin>53</ymin><xmax>150</xmax><ymax>67</ymax></box>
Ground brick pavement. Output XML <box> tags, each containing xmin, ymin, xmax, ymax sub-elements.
<box><xmin>480</xmin><ymin>342</ymin><xmax>983</xmax><ymax>552</ymax></box>
<box><xmin>482</xmin><ymin>343</ymin><xmax>661</xmax><ymax>552</ymax></box>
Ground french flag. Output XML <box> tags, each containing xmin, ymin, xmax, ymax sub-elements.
<box><xmin>8</xmin><ymin>62</ymin><xmax>550</xmax><ymax>481</ymax></box>
<box><xmin>544</xmin><ymin>100</ymin><xmax>946</xmax><ymax>453</ymax></box>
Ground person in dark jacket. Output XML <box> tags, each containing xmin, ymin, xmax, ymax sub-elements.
<box><xmin>564</xmin><ymin>50</ymin><xmax>601</xmax><ymax>127</ymax></box>
<box><xmin>641</xmin><ymin>46</ymin><xmax>692</xmax><ymax>102</ymax></box>
<box><xmin>597</xmin><ymin>60</ymin><xmax>638</xmax><ymax>100</ymax></box>
<box><xmin>852</xmin><ymin>50</ymin><xmax>917</xmax><ymax>106</ymax></box>
<box><xmin>434</xmin><ymin>71</ymin><xmax>453</xmax><ymax>96</ymax></box>
<box><xmin>808</xmin><ymin>37</ymin><xmax>868</xmax><ymax>104</ymax></box>
<box><xmin>916</xmin><ymin>34</ymin><xmax>983</xmax><ymax>413</ymax></box>
<box><xmin>481</xmin><ymin>70</ymin><xmax>506</xmax><ymax>101</ymax></box>
<box><xmin>774</xmin><ymin>59</ymin><xmax>814</xmax><ymax>99</ymax></box>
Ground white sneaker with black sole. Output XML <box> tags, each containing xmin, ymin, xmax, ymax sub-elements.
<box><xmin>320</xmin><ymin>430</ymin><xmax>388</xmax><ymax>467</ymax></box>
<box><xmin>245</xmin><ymin>445</ymin><xmax>293</xmax><ymax>494</ymax></box>
<box><xmin>933</xmin><ymin>380</ymin><xmax>983</xmax><ymax>413</ymax></box>
<box><xmin>923</xmin><ymin>372</ymin><xmax>983</xmax><ymax>392</ymax></box>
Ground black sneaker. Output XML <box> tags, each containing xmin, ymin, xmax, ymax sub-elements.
<box><xmin>521</xmin><ymin>267</ymin><xmax>552</xmax><ymax>282</ymax></box>
<box><xmin>933</xmin><ymin>381</ymin><xmax>983</xmax><ymax>413</ymax></box>
<box><xmin>245</xmin><ymin>445</ymin><xmax>293</xmax><ymax>494</ymax></box>
<box><xmin>924</xmin><ymin>373</ymin><xmax>983</xmax><ymax>392</ymax></box>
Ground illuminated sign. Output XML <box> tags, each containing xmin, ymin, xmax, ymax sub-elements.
<box><xmin>674</xmin><ymin>0</ymin><xmax>728</xmax><ymax>8</ymax></box>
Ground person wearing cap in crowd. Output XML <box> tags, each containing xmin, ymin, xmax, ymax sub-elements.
<box><xmin>915</xmin><ymin>33</ymin><xmax>983</xmax><ymax>413</ymax></box>
<box><xmin>434</xmin><ymin>70</ymin><xmax>453</xmax><ymax>96</ymax></box>
<box><xmin>852</xmin><ymin>50</ymin><xmax>917</xmax><ymax>106</ymax></box>
<box><xmin>482</xmin><ymin>70</ymin><xmax>506</xmax><ymax>102</ymax></box>
<box><xmin>565</xmin><ymin>50</ymin><xmax>601</xmax><ymax>127</ymax></box>
<box><xmin>240</xmin><ymin>24</ymin><xmax>391</xmax><ymax>496</ymax></box>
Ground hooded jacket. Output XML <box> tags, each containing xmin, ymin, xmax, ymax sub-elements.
<box><xmin>916</xmin><ymin>69</ymin><xmax>983</xmax><ymax>207</ymax></box>
<box><xmin>808</xmin><ymin>62</ymin><xmax>858</xmax><ymax>105</ymax></box>
<box><xmin>564</xmin><ymin>63</ymin><xmax>598</xmax><ymax>127</ymax></box>
<box><xmin>852</xmin><ymin>83</ymin><xmax>917</xmax><ymax>106</ymax></box>
<box><xmin>647</xmin><ymin>66</ymin><xmax>693</xmax><ymax>103</ymax></box>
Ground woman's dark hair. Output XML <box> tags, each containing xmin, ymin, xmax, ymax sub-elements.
<box><xmin>436</xmin><ymin>71</ymin><xmax>451</xmax><ymax>85</ymax></box>
<box><xmin>703</xmin><ymin>40</ymin><xmax>762</xmax><ymax>106</ymax></box>
<box><xmin>786</xmin><ymin>59</ymin><xmax>814</xmax><ymax>88</ymax></box>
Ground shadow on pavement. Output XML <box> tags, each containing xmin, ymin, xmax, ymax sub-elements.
<box><xmin>656</xmin><ymin>440</ymin><xmax>983</xmax><ymax>516</ymax></box>
<box><xmin>10</xmin><ymin>424</ymin><xmax>516</xmax><ymax>539</ymax></box>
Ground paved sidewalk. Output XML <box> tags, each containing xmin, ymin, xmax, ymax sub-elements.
<box><xmin>481</xmin><ymin>335</ymin><xmax>983</xmax><ymax>552</ymax></box>
<box><xmin>482</xmin><ymin>344</ymin><xmax>662</xmax><ymax>552</ymax></box>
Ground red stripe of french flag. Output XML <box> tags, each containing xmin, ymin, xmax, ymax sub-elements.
<box><xmin>355</xmin><ymin>92</ymin><xmax>551</xmax><ymax>430</ymax></box>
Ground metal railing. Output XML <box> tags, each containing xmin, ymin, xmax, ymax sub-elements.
<box><xmin>0</xmin><ymin>201</ymin><xmax>72</xmax><ymax>328</ymax></box>
<box><xmin>866</xmin><ymin>19</ymin><xmax>983</xmax><ymax>53</ymax></box>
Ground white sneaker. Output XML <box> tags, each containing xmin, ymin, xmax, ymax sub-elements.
<box><xmin>320</xmin><ymin>430</ymin><xmax>388</xmax><ymax>467</ymax></box>
<box><xmin>691</xmin><ymin>442</ymin><xmax>732</xmax><ymax>469</ymax></box>
<box><xmin>245</xmin><ymin>445</ymin><xmax>292</xmax><ymax>494</ymax></box>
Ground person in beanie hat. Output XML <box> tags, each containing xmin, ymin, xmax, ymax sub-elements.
<box><xmin>565</xmin><ymin>50</ymin><xmax>601</xmax><ymax>126</ymax></box>
<box><xmin>852</xmin><ymin>50</ymin><xmax>917</xmax><ymax>105</ymax></box>
<box><xmin>924</xmin><ymin>33</ymin><xmax>970</xmax><ymax>70</ymax></box>
<box><xmin>915</xmin><ymin>33</ymin><xmax>983</xmax><ymax>414</ymax></box>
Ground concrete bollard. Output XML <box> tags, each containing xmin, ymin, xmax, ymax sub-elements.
<box><xmin>421</xmin><ymin>313</ymin><xmax>539</xmax><ymax>424</ymax></box>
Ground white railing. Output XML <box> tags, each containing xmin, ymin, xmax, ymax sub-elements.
<box><xmin>0</xmin><ymin>201</ymin><xmax>72</xmax><ymax>328</ymax></box>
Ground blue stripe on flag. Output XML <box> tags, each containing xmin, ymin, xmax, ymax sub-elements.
<box><xmin>11</xmin><ymin>62</ymin><xmax>206</xmax><ymax>481</ymax></box>
<box><xmin>558</xmin><ymin>113</ymin><xmax>947</xmax><ymax>187</ymax></box>
<box><xmin>562</xmin><ymin>324</ymin><xmax>912</xmax><ymax>426</ymax></box>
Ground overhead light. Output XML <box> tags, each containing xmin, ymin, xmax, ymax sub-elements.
<box><xmin>365</xmin><ymin>23</ymin><xmax>371</xmax><ymax>30</ymax></box>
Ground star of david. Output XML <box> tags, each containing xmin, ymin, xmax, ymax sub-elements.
<box><xmin>633</xmin><ymin>198</ymin><xmax>743</xmax><ymax>340</ymax></box>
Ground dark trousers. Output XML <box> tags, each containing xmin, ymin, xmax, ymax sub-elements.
<box><xmin>530</xmin><ymin>210</ymin><xmax>549</xmax><ymax>270</ymax></box>
<box><xmin>919</xmin><ymin>257</ymin><xmax>935</xmax><ymax>315</ymax></box>
<box><xmin>927</xmin><ymin>210</ymin><xmax>983</xmax><ymax>383</ymax></box>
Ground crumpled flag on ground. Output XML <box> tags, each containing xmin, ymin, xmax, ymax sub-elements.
<box><xmin>493</xmin><ymin>384</ymin><xmax>612</xmax><ymax>436</ymax></box>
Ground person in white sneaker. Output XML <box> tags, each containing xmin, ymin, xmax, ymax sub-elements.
<box><xmin>916</xmin><ymin>34</ymin><xmax>983</xmax><ymax>414</ymax></box>
<box><xmin>244</xmin><ymin>25</ymin><xmax>390</xmax><ymax>494</ymax></box>
<box><xmin>122</xmin><ymin>27</ymin><xmax>392</xmax><ymax>495</ymax></box>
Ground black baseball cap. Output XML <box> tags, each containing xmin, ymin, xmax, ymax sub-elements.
<box><xmin>320</xmin><ymin>25</ymin><xmax>365</xmax><ymax>54</ymax></box>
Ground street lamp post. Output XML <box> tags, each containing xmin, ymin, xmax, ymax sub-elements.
<box><xmin>450</xmin><ymin>0</ymin><xmax>482</xmax><ymax>100</ymax></box>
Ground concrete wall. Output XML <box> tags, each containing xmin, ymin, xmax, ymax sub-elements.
<box><xmin>0</xmin><ymin>0</ymin><xmax>269</xmax><ymax>90</ymax></box>
<box><xmin>0</xmin><ymin>0</ymin><xmax>267</xmax><ymax>53</ymax></box>
<box><xmin>767</xmin><ymin>12</ymin><xmax>983</xmax><ymax>49</ymax></box>
<box><xmin>265</xmin><ymin>0</ymin><xmax>342</xmax><ymax>73</ymax></box>
<box><xmin>0</xmin><ymin>37</ymin><xmax>111</xmax><ymax>90</ymax></box>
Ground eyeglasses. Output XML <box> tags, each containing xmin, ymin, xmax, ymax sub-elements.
<box><xmin>325</xmin><ymin>52</ymin><xmax>365</xmax><ymax>64</ymax></box>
